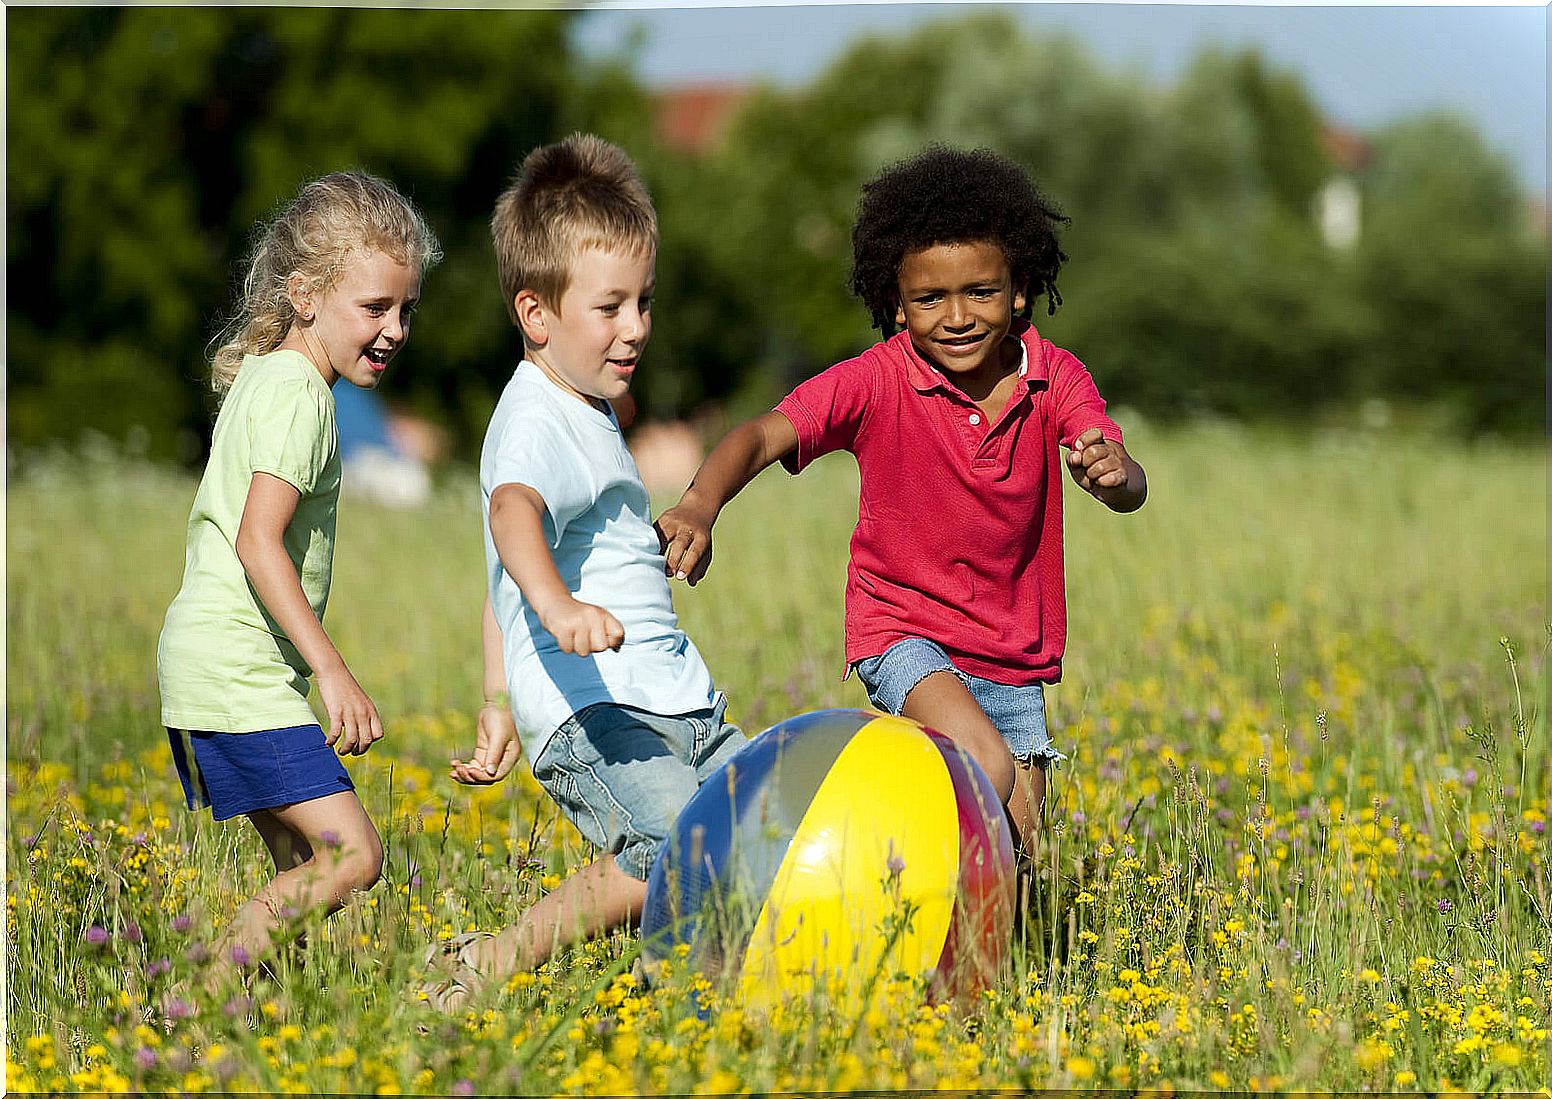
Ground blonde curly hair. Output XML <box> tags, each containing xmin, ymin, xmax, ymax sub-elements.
<box><xmin>210</xmin><ymin>171</ymin><xmax>441</xmax><ymax>393</ymax></box>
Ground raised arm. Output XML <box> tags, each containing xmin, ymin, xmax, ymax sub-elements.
<box><xmin>488</xmin><ymin>482</ymin><xmax>624</xmax><ymax>655</ymax></box>
<box><xmin>655</xmin><ymin>410</ymin><xmax>798</xmax><ymax>585</ymax></box>
<box><xmin>236</xmin><ymin>471</ymin><xmax>383</xmax><ymax>754</ymax></box>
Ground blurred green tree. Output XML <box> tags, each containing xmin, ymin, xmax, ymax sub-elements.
<box><xmin>1352</xmin><ymin>115</ymin><xmax>1545</xmax><ymax>433</ymax></box>
<box><xmin>6</xmin><ymin>7</ymin><xmax>625</xmax><ymax>459</ymax></box>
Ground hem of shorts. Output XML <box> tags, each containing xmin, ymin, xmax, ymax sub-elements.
<box><xmin>208</xmin><ymin>778</ymin><xmax>354</xmax><ymax>822</ymax></box>
<box><xmin>1017</xmin><ymin>746</ymin><xmax>1067</xmax><ymax>769</ymax></box>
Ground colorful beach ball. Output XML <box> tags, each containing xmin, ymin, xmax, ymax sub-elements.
<box><xmin>640</xmin><ymin>708</ymin><xmax>1016</xmax><ymax>1011</ymax></box>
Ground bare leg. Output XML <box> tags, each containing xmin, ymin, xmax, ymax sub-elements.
<box><xmin>1006</xmin><ymin>760</ymin><xmax>1047</xmax><ymax>861</ymax></box>
<box><xmin>207</xmin><ymin>791</ymin><xmax>382</xmax><ymax>985</ymax></box>
<box><xmin>899</xmin><ymin>670</ymin><xmax>1017</xmax><ymax>802</ymax></box>
<box><xmin>465</xmin><ymin>854</ymin><xmax>646</xmax><ymax>982</ymax></box>
<box><xmin>250</xmin><ymin>809</ymin><xmax>314</xmax><ymax>871</ymax></box>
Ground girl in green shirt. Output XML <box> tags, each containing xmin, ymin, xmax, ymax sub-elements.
<box><xmin>157</xmin><ymin>171</ymin><xmax>439</xmax><ymax>992</ymax></box>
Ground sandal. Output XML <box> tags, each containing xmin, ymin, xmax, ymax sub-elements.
<box><xmin>417</xmin><ymin>931</ymin><xmax>493</xmax><ymax>1012</ymax></box>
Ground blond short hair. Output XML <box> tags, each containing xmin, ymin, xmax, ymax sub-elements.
<box><xmin>490</xmin><ymin>134</ymin><xmax>657</xmax><ymax>324</ymax></box>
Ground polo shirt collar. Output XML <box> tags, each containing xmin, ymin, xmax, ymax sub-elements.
<box><xmin>899</xmin><ymin>319</ymin><xmax>1047</xmax><ymax>395</ymax></box>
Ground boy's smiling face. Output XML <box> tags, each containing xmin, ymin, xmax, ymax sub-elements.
<box><xmin>894</xmin><ymin>240</ymin><xmax>1026</xmax><ymax>386</ymax></box>
<box><xmin>517</xmin><ymin>244</ymin><xmax>654</xmax><ymax>409</ymax></box>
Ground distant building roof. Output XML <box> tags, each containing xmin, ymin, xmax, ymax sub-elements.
<box><xmin>1320</xmin><ymin>122</ymin><xmax>1371</xmax><ymax>174</ymax></box>
<box><xmin>654</xmin><ymin>82</ymin><xmax>751</xmax><ymax>154</ymax></box>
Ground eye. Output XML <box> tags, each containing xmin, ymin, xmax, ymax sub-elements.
<box><xmin>639</xmin><ymin>295</ymin><xmax>653</xmax><ymax>312</ymax></box>
<box><xmin>365</xmin><ymin>303</ymin><xmax>388</xmax><ymax>317</ymax></box>
<box><xmin>599</xmin><ymin>303</ymin><xmax>621</xmax><ymax>316</ymax></box>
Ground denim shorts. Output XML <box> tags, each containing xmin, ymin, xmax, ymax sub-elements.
<box><xmin>852</xmin><ymin>637</ymin><xmax>1065</xmax><ymax>767</ymax></box>
<box><xmin>167</xmin><ymin>724</ymin><xmax>354</xmax><ymax>822</ymax></box>
<box><xmin>530</xmin><ymin>695</ymin><xmax>748</xmax><ymax>881</ymax></box>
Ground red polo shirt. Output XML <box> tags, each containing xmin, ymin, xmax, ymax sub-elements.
<box><xmin>775</xmin><ymin>321</ymin><xmax>1122</xmax><ymax>685</ymax></box>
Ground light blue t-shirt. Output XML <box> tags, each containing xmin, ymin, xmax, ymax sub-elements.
<box><xmin>480</xmin><ymin>361</ymin><xmax>719</xmax><ymax>757</ymax></box>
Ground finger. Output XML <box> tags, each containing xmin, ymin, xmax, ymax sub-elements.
<box><xmin>653</xmin><ymin>519</ymin><xmax>670</xmax><ymax>555</ymax></box>
<box><xmin>325</xmin><ymin>711</ymin><xmax>342</xmax><ymax>747</ymax></box>
<box><xmin>667</xmin><ymin>531</ymin><xmax>695</xmax><ymax>579</ymax></box>
<box><xmin>1073</xmin><ymin>426</ymin><xmax>1103</xmax><ymax>450</ymax></box>
<box><xmin>686</xmin><ymin>544</ymin><xmax>712</xmax><ymax>586</ymax></box>
<box><xmin>606</xmin><ymin>615</ymin><xmax>625</xmax><ymax>651</ymax></box>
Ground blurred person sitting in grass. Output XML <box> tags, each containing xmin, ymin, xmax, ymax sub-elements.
<box><xmin>657</xmin><ymin>146</ymin><xmax>1147</xmax><ymax>862</ymax></box>
<box><xmin>156</xmin><ymin>171</ymin><xmax>440</xmax><ymax>995</ymax></box>
<box><xmin>420</xmin><ymin>134</ymin><xmax>747</xmax><ymax>1010</ymax></box>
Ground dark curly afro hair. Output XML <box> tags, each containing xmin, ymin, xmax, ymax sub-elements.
<box><xmin>849</xmin><ymin>145</ymin><xmax>1070</xmax><ymax>334</ymax></box>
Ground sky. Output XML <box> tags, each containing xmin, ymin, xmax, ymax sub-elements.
<box><xmin>574</xmin><ymin>2</ymin><xmax>1547</xmax><ymax>194</ymax></box>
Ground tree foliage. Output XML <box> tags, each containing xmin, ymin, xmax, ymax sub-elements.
<box><xmin>7</xmin><ymin>9</ymin><xmax>1543</xmax><ymax>461</ymax></box>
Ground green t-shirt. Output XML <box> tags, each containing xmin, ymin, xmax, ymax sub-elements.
<box><xmin>158</xmin><ymin>349</ymin><xmax>340</xmax><ymax>733</ymax></box>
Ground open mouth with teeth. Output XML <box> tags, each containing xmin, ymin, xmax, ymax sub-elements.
<box><xmin>364</xmin><ymin>346</ymin><xmax>394</xmax><ymax>367</ymax></box>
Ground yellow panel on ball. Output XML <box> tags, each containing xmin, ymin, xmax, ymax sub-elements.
<box><xmin>737</xmin><ymin>714</ymin><xmax>959</xmax><ymax>1010</ymax></box>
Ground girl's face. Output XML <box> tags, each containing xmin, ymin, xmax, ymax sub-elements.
<box><xmin>291</xmin><ymin>248</ymin><xmax>421</xmax><ymax>388</ymax></box>
<box><xmin>894</xmin><ymin>241</ymin><xmax>1026</xmax><ymax>385</ymax></box>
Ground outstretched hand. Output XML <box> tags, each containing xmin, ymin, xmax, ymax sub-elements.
<box><xmin>450</xmin><ymin>702</ymin><xmax>522</xmax><ymax>785</ymax></box>
<box><xmin>655</xmin><ymin>503</ymin><xmax>715</xmax><ymax>585</ymax></box>
<box><xmin>1065</xmin><ymin>427</ymin><xmax>1130</xmax><ymax>492</ymax></box>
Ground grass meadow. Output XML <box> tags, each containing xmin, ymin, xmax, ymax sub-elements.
<box><xmin>6</xmin><ymin>421</ymin><xmax>1548</xmax><ymax>1093</ymax></box>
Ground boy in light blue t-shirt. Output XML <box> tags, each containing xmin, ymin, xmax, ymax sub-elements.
<box><xmin>421</xmin><ymin>135</ymin><xmax>746</xmax><ymax>1010</ymax></box>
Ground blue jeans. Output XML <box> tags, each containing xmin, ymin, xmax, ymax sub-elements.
<box><xmin>530</xmin><ymin>695</ymin><xmax>747</xmax><ymax>881</ymax></box>
<box><xmin>853</xmin><ymin>637</ymin><xmax>1064</xmax><ymax>767</ymax></box>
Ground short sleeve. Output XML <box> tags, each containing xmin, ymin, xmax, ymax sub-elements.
<box><xmin>1045</xmin><ymin>345</ymin><xmax>1123</xmax><ymax>448</ymax></box>
<box><xmin>484</xmin><ymin>413</ymin><xmax>593</xmax><ymax>545</ymax></box>
<box><xmin>775</xmin><ymin>353</ymin><xmax>877</xmax><ymax>473</ymax></box>
<box><xmin>246</xmin><ymin>377</ymin><xmax>334</xmax><ymax>495</ymax></box>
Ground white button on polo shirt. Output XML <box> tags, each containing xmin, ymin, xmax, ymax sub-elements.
<box><xmin>969</xmin><ymin>413</ymin><xmax>981</xmax><ymax>426</ymax></box>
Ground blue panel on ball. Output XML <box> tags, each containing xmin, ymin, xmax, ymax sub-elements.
<box><xmin>640</xmin><ymin>709</ymin><xmax>871</xmax><ymax>976</ymax></box>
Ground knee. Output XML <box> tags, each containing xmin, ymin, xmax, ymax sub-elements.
<box><xmin>330</xmin><ymin>829</ymin><xmax>384</xmax><ymax>896</ymax></box>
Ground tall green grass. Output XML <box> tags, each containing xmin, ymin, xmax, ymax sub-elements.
<box><xmin>7</xmin><ymin>422</ymin><xmax>1547</xmax><ymax>1093</ymax></box>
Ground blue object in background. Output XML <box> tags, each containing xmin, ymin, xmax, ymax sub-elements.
<box><xmin>332</xmin><ymin>383</ymin><xmax>431</xmax><ymax>507</ymax></box>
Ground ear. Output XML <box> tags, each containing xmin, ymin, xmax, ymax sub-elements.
<box><xmin>513</xmin><ymin>289</ymin><xmax>547</xmax><ymax>347</ymax></box>
<box><xmin>1012</xmin><ymin>285</ymin><xmax>1028</xmax><ymax>315</ymax></box>
<box><xmin>286</xmin><ymin>272</ymin><xmax>315</xmax><ymax>322</ymax></box>
<box><xmin>893</xmin><ymin>297</ymin><xmax>906</xmax><ymax>329</ymax></box>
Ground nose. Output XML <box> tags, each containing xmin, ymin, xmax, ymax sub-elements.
<box><xmin>945</xmin><ymin>296</ymin><xmax>971</xmax><ymax>330</ymax></box>
<box><xmin>382</xmin><ymin>311</ymin><xmax>406</xmax><ymax>342</ymax></box>
<box><xmin>620</xmin><ymin>305</ymin><xmax>648</xmax><ymax>345</ymax></box>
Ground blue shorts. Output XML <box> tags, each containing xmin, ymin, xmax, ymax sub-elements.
<box><xmin>530</xmin><ymin>696</ymin><xmax>748</xmax><ymax>881</ymax></box>
<box><xmin>852</xmin><ymin>637</ymin><xmax>1065</xmax><ymax>768</ymax></box>
<box><xmin>167</xmin><ymin>724</ymin><xmax>354</xmax><ymax>822</ymax></box>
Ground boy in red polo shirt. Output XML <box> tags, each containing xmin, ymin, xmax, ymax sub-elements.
<box><xmin>656</xmin><ymin>146</ymin><xmax>1146</xmax><ymax>853</ymax></box>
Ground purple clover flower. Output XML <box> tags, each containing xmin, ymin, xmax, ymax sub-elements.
<box><xmin>229</xmin><ymin>945</ymin><xmax>251</xmax><ymax>967</ymax></box>
<box><xmin>1437</xmin><ymin>898</ymin><xmax>1454</xmax><ymax>914</ymax></box>
<box><xmin>85</xmin><ymin>925</ymin><xmax>110</xmax><ymax>946</ymax></box>
<box><xmin>171</xmin><ymin>914</ymin><xmax>192</xmax><ymax>933</ymax></box>
<box><xmin>452</xmin><ymin>1080</ymin><xmax>475</xmax><ymax>1096</ymax></box>
<box><xmin>123</xmin><ymin>921</ymin><xmax>143</xmax><ymax>944</ymax></box>
<box><xmin>320</xmin><ymin>830</ymin><xmax>342</xmax><ymax>848</ymax></box>
<box><xmin>134</xmin><ymin>1047</ymin><xmax>158</xmax><ymax>1070</ymax></box>
<box><xmin>164</xmin><ymin>998</ymin><xmax>195</xmax><ymax>1020</ymax></box>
